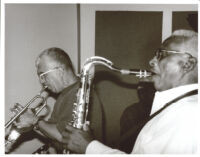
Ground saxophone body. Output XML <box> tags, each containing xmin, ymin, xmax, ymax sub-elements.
<box><xmin>70</xmin><ymin>56</ymin><xmax>152</xmax><ymax>130</ymax></box>
<box><xmin>65</xmin><ymin>56</ymin><xmax>151</xmax><ymax>154</ymax></box>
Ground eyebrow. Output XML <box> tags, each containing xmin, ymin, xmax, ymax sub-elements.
<box><xmin>160</xmin><ymin>49</ymin><xmax>186</xmax><ymax>54</ymax></box>
<box><xmin>40</xmin><ymin>68</ymin><xmax>60</xmax><ymax>77</ymax></box>
<box><xmin>37</xmin><ymin>70</ymin><xmax>45</xmax><ymax>75</ymax></box>
<box><xmin>37</xmin><ymin>72</ymin><xmax>43</xmax><ymax>75</ymax></box>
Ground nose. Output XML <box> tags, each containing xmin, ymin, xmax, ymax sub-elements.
<box><xmin>39</xmin><ymin>77</ymin><xmax>45</xmax><ymax>84</ymax></box>
<box><xmin>38</xmin><ymin>76</ymin><xmax>47</xmax><ymax>87</ymax></box>
<box><xmin>40</xmin><ymin>82</ymin><xmax>48</xmax><ymax>91</ymax></box>
<box><xmin>149</xmin><ymin>56</ymin><xmax>158</xmax><ymax>67</ymax></box>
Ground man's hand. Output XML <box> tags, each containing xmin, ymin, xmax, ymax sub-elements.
<box><xmin>61</xmin><ymin>124</ymin><xmax>94</xmax><ymax>154</ymax></box>
<box><xmin>13</xmin><ymin>108</ymin><xmax>39</xmax><ymax>133</ymax></box>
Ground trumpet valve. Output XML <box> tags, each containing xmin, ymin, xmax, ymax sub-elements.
<box><xmin>10</xmin><ymin>103</ymin><xmax>24</xmax><ymax>115</ymax></box>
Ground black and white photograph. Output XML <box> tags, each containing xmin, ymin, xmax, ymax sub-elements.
<box><xmin>1</xmin><ymin>0</ymin><xmax>199</xmax><ymax>155</ymax></box>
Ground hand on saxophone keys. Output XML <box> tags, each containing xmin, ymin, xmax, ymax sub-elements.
<box><xmin>61</xmin><ymin>123</ymin><xmax>93</xmax><ymax>154</ymax></box>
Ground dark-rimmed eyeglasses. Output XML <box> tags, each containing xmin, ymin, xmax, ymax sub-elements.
<box><xmin>155</xmin><ymin>49</ymin><xmax>191</xmax><ymax>61</ymax></box>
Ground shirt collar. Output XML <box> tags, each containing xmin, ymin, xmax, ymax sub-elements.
<box><xmin>150</xmin><ymin>84</ymin><xmax>198</xmax><ymax>115</ymax></box>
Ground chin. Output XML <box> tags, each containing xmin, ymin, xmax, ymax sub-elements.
<box><xmin>53</xmin><ymin>90</ymin><xmax>60</xmax><ymax>94</ymax></box>
<box><xmin>54</xmin><ymin>88</ymin><xmax>63</xmax><ymax>94</ymax></box>
<box><xmin>48</xmin><ymin>87</ymin><xmax>57</xmax><ymax>94</ymax></box>
<box><xmin>154</xmin><ymin>84</ymin><xmax>161</xmax><ymax>91</ymax></box>
<box><xmin>155</xmin><ymin>83</ymin><xmax>173</xmax><ymax>92</ymax></box>
<box><xmin>153</xmin><ymin>80</ymin><xmax>164</xmax><ymax>91</ymax></box>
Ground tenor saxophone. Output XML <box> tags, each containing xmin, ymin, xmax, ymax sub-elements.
<box><xmin>64</xmin><ymin>56</ymin><xmax>151</xmax><ymax>153</ymax></box>
<box><xmin>71</xmin><ymin>56</ymin><xmax>151</xmax><ymax>129</ymax></box>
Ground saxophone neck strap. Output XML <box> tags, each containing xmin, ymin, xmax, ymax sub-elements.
<box><xmin>150</xmin><ymin>89</ymin><xmax>198</xmax><ymax>119</ymax></box>
<box><xmin>119</xmin><ymin>89</ymin><xmax>198</xmax><ymax>144</ymax></box>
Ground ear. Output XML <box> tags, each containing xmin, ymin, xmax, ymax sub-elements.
<box><xmin>182</xmin><ymin>57</ymin><xmax>197</xmax><ymax>73</ymax></box>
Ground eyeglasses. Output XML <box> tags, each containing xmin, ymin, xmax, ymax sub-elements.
<box><xmin>155</xmin><ymin>49</ymin><xmax>191</xmax><ymax>61</ymax></box>
<box><xmin>39</xmin><ymin>67</ymin><xmax>61</xmax><ymax>83</ymax></box>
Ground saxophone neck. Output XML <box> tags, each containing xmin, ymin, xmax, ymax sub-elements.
<box><xmin>82</xmin><ymin>56</ymin><xmax>152</xmax><ymax>78</ymax></box>
<box><xmin>112</xmin><ymin>66</ymin><xmax>152</xmax><ymax>77</ymax></box>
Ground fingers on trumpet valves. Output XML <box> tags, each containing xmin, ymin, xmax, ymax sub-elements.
<box><xmin>13</xmin><ymin>121</ymin><xmax>20</xmax><ymax>128</ymax></box>
<box><xmin>10</xmin><ymin>108</ymin><xmax>18</xmax><ymax>115</ymax></box>
<box><xmin>14</xmin><ymin>103</ymin><xmax>23</xmax><ymax>109</ymax></box>
<box><xmin>10</xmin><ymin>103</ymin><xmax>23</xmax><ymax>115</ymax></box>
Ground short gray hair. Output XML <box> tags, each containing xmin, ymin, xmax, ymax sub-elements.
<box><xmin>169</xmin><ymin>29</ymin><xmax>198</xmax><ymax>58</ymax></box>
<box><xmin>36</xmin><ymin>47</ymin><xmax>75</xmax><ymax>72</ymax></box>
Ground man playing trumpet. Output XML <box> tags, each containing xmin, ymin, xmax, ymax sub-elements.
<box><xmin>7</xmin><ymin>47</ymin><xmax>104</xmax><ymax>154</ymax></box>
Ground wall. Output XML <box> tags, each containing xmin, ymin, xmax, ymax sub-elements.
<box><xmin>95</xmin><ymin>11</ymin><xmax>162</xmax><ymax>147</ymax></box>
<box><xmin>80</xmin><ymin>4</ymin><xmax>198</xmax><ymax>65</ymax></box>
<box><xmin>5</xmin><ymin>4</ymin><xmax>78</xmax><ymax>154</ymax></box>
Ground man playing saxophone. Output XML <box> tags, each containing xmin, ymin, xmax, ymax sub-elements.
<box><xmin>61</xmin><ymin>29</ymin><xmax>199</xmax><ymax>154</ymax></box>
<box><xmin>10</xmin><ymin>47</ymin><xmax>105</xmax><ymax>154</ymax></box>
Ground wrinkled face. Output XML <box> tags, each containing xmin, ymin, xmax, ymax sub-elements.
<box><xmin>37</xmin><ymin>56</ymin><xmax>64</xmax><ymax>93</ymax></box>
<box><xmin>149</xmin><ymin>44</ymin><xmax>189</xmax><ymax>91</ymax></box>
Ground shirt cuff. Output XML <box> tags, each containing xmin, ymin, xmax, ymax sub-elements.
<box><xmin>86</xmin><ymin>140</ymin><xmax>125</xmax><ymax>154</ymax></box>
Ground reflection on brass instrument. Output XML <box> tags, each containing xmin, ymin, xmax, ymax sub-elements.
<box><xmin>72</xmin><ymin>56</ymin><xmax>151</xmax><ymax>128</ymax></box>
<box><xmin>5</xmin><ymin>87</ymin><xmax>49</xmax><ymax>150</ymax></box>
<box><xmin>84</xmin><ymin>56</ymin><xmax>152</xmax><ymax>78</ymax></box>
<box><xmin>65</xmin><ymin>56</ymin><xmax>151</xmax><ymax>153</ymax></box>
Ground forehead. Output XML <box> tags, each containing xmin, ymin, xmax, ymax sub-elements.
<box><xmin>161</xmin><ymin>37</ymin><xmax>185</xmax><ymax>53</ymax></box>
<box><xmin>37</xmin><ymin>55</ymin><xmax>58</xmax><ymax>73</ymax></box>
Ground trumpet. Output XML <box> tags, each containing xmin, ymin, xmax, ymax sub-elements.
<box><xmin>5</xmin><ymin>87</ymin><xmax>49</xmax><ymax>149</ymax></box>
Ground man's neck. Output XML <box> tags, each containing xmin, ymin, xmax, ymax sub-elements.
<box><xmin>63</xmin><ymin>76</ymin><xmax>79</xmax><ymax>89</ymax></box>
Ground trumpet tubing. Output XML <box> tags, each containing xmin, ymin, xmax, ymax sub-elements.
<box><xmin>5</xmin><ymin>87</ymin><xmax>49</xmax><ymax>152</ymax></box>
<box><xmin>5</xmin><ymin>87</ymin><xmax>48</xmax><ymax>128</ymax></box>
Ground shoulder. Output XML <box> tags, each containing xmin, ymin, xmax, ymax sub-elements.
<box><xmin>55</xmin><ymin>82</ymin><xmax>80</xmax><ymax>108</ymax></box>
<box><xmin>60</xmin><ymin>81</ymin><xmax>80</xmax><ymax>97</ymax></box>
<box><xmin>175</xmin><ymin>94</ymin><xmax>198</xmax><ymax>114</ymax></box>
<box><xmin>154</xmin><ymin>94</ymin><xmax>198</xmax><ymax>128</ymax></box>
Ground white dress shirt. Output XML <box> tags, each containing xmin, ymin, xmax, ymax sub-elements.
<box><xmin>133</xmin><ymin>84</ymin><xmax>198</xmax><ymax>154</ymax></box>
<box><xmin>86</xmin><ymin>84</ymin><xmax>199</xmax><ymax>154</ymax></box>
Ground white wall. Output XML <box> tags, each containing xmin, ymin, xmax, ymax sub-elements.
<box><xmin>5</xmin><ymin>4</ymin><xmax>78</xmax><ymax>154</ymax></box>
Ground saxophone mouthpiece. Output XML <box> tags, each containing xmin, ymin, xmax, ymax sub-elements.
<box><xmin>120</xmin><ymin>69</ymin><xmax>152</xmax><ymax>78</ymax></box>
